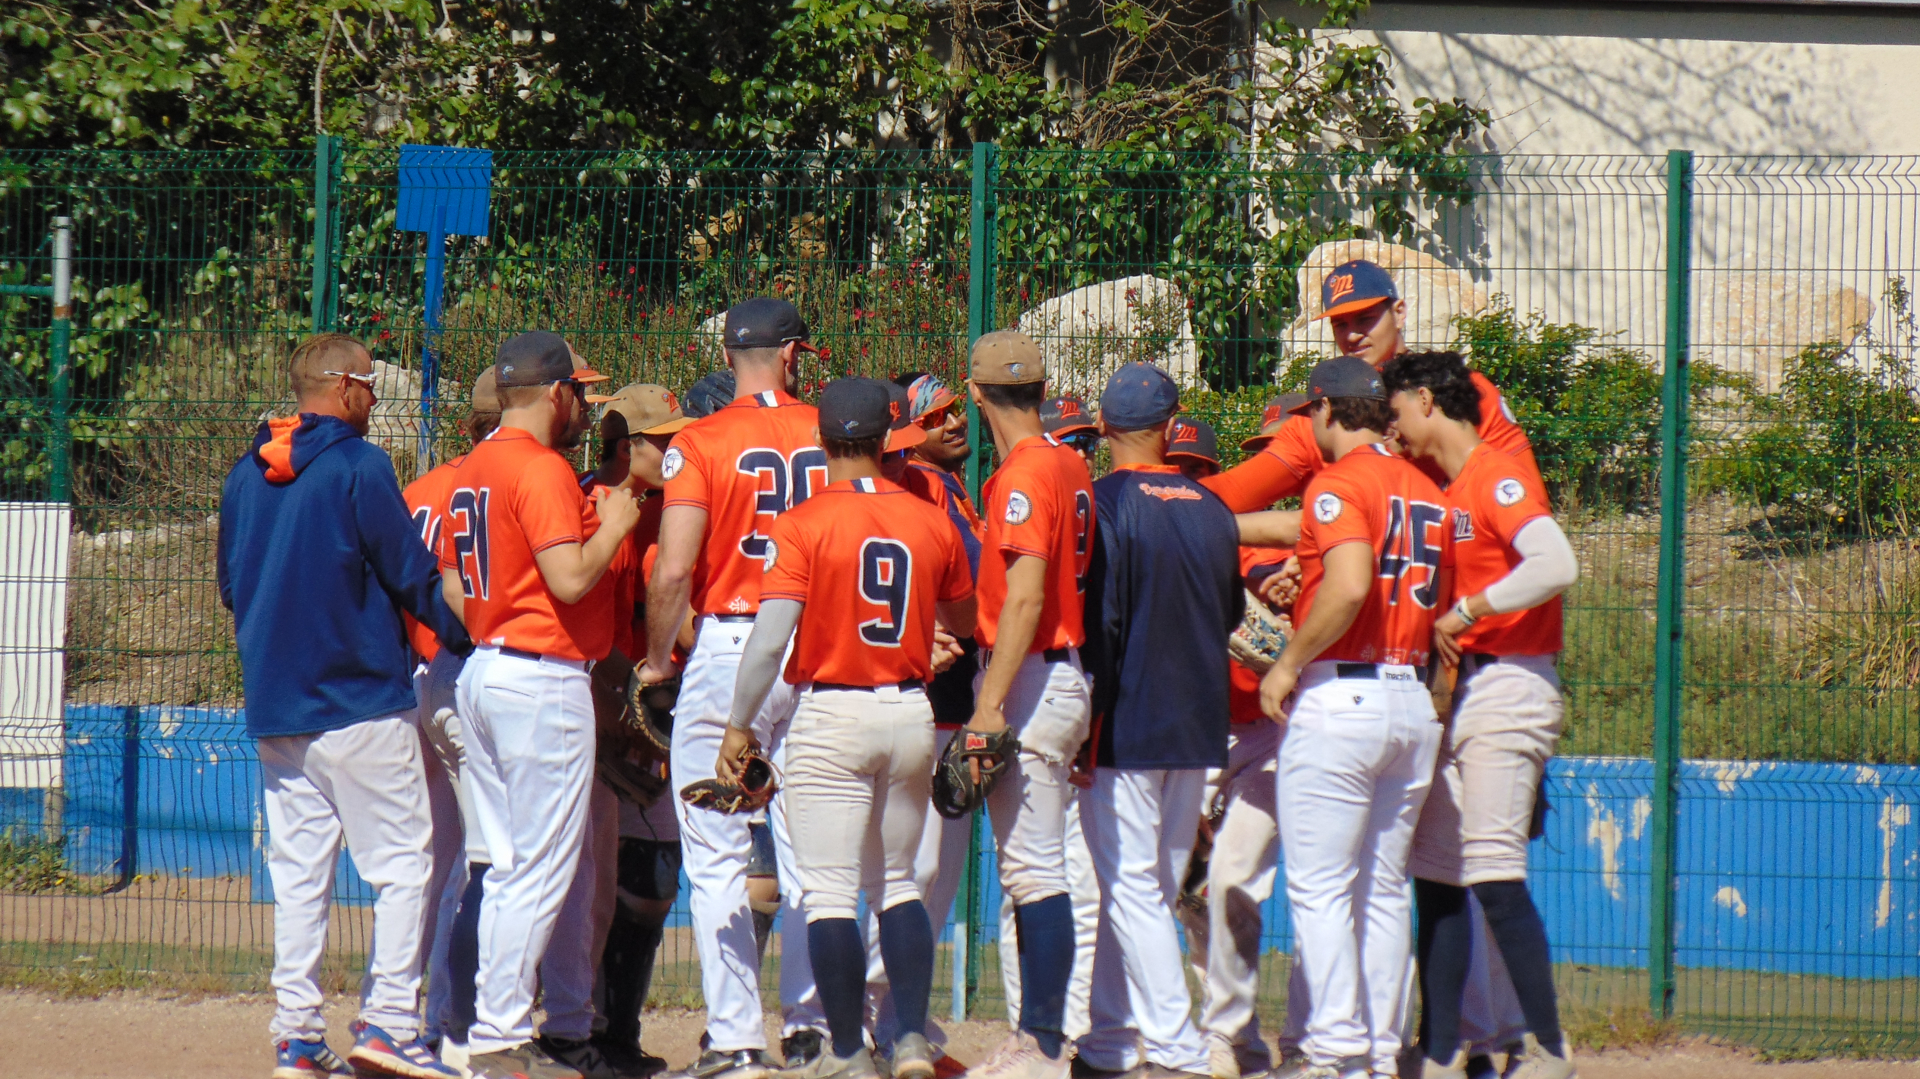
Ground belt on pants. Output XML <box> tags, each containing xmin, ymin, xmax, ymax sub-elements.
<box><xmin>982</xmin><ymin>646</ymin><xmax>1071</xmax><ymax>665</ymax></box>
<box><xmin>497</xmin><ymin>645</ymin><xmax>593</xmax><ymax>673</ymax></box>
<box><xmin>1334</xmin><ymin>661</ymin><xmax>1428</xmax><ymax>683</ymax></box>
<box><xmin>810</xmin><ymin>679</ymin><xmax>926</xmax><ymax>693</ymax></box>
<box><xmin>711</xmin><ymin>614</ymin><xmax>755</xmax><ymax>623</ymax></box>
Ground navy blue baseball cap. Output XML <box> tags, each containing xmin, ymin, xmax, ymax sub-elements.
<box><xmin>1041</xmin><ymin>394</ymin><xmax>1098</xmax><ymax>437</ymax></box>
<box><xmin>818</xmin><ymin>377</ymin><xmax>894</xmax><ymax>441</ymax></box>
<box><xmin>1099</xmin><ymin>362</ymin><xmax>1181</xmax><ymax>430</ymax></box>
<box><xmin>495</xmin><ymin>331</ymin><xmax>608</xmax><ymax>387</ymax></box>
<box><xmin>1166</xmin><ymin>417</ymin><xmax>1219</xmax><ymax>466</ymax></box>
<box><xmin>1317</xmin><ymin>259</ymin><xmax>1399</xmax><ymax>320</ymax></box>
<box><xmin>1290</xmin><ymin>356</ymin><xmax>1386</xmax><ymax>413</ymax></box>
<box><xmin>723</xmin><ymin>297</ymin><xmax>819</xmax><ymax>351</ymax></box>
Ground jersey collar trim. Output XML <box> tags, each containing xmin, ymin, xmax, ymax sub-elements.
<box><xmin>732</xmin><ymin>389</ymin><xmax>800</xmax><ymax>409</ymax></box>
<box><xmin>1120</xmin><ymin>463</ymin><xmax>1184</xmax><ymax>475</ymax></box>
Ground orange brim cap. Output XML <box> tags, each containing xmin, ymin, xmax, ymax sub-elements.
<box><xmin>886</xmin><ymin>423</ymin><xmax>928</xmax><ymax>453</ymax></box>
<box><xmin>573</xmin><ymin>365</ymin><xmax>611</xmax><ymax>383</ymax></box>
<box><xmin>1314</xmin><ymin>295</ymin><xmax>1391</xmax><ymax>321</ymax></box>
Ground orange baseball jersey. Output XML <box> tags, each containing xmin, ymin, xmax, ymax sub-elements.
<box><xmin>402</xmin><ymin>456</ymin><xmax>465</xmax><ymax>663</ymax></box>
<box><xmin>661</xmin><ymin>390</ymin><xmax>826</xmax><ymax>617</ymax></box>
<box><xmin>1228</xmin><ymin>544</ymin><xmax>1292</xmax><ymax>724</ymax></box>
<box><xmin>1445</xmin><ymin>442</ymin><xmax>1563</xmax><ymax>655</ymax></box>
<box><xmin>761</xmin><ymin>476</ymin><xmax>974</xmax><ymax>686</ymax></box>
<box><xmin>1293</xmin><ymin>442</ymin><xmax>1451</xmax><ymax>667</ymax></box>
<box><xmin>439</xmin><ymin>427</ymin><xmax>614</xmax><ymax>662</ymax></box>
<box><xmin>1204</xmin><ymin>370</ymin><xmax>1541</xmax><ymax>512</ymax></box>
<box><xmin>578</xmin><ymin>477</ymin><xmax>645</xmax><ymax>660</ymax></box>
<box><xmin>977</xmin><ymin>434</ymin><xmax>1096</xmax><ymax>653</ymax></box>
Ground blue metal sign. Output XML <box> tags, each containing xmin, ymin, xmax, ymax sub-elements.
<box><xmin>397</xmin><ymin>144</ymin><xmax>493</xmax><ymax>469</ymax></box>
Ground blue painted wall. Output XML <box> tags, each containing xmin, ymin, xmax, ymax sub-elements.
<box><xmin>25</xmin><ymin>707</ymin><xmax>1920</xmax><ymax>977</ymax></box>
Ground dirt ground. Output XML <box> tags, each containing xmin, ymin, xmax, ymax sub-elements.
<box><xmin>1</xmin><ymin>992</ymin><xmax>1918</xmax><ymax>1079</ymax></box>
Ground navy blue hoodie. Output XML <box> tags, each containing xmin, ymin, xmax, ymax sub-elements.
<box><xmin>1083</xmin><ymin>464</ymin><xmax>1242</xmax><ymax>769</ymax></box>
<box><xmin>218</xmin><ymin>413</ymin><xmax>472</xmax><ymax>738</ymax></box>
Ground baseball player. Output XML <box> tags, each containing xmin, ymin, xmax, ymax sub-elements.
<box><xmin>1383</xmin><ymin>352</ymin><xmax>1580</xmax><ymax>1079</ymax></box>
<box><xmin>1074</xmin><ymin>363</ymin><xmax>1241</xmax><ymax>1079</ymax></box>
<box><xmin>1202</xmin><ymin>260</ymin><xmax>1541</xmax><ymax>515</ymax></box>
<box><xmin>961</xmin><ymin>331</ymin><xmax>1096</xmax><ymax>1079</ymax></box>
<box><xmin>443</xmin><ymin>331</ymin><xmax>641</xmax><ymax>1079</ymax></box>
<box><xmin>1256</xmin><ymin>356</ymin><xmax>1451</xmax><ymax>1079</ymax></box>
<box><xmin>716</xmin><ymin>376</ymin><xmax>976</xmax><ymax>1079</ymax></box>
<box><xmin>638</xmin><ymin>298</ymin><xmax>828</xmax><ymax>1079</ymax></box>
<box><xmin>403</xmin><ymin>366</ymin><xmax>502</xmax><ymax>1057</ymax></box>
<box><xmin>218</xmin><ymin>333</ymin><xmax>470</xmax><ymax>1079</ymax></box>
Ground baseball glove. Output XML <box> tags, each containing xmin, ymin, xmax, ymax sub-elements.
<box><xmin>931</xmin><ymin>728</ymin><xmax>1020</xmax><ymax>820</ymax></box>
<box><xmin>680</xmin><ymin>748</ymin><xmax>778</xmax><ymax>815</ymax></box>
<box><xmin>600</xmin><ymin>756</ymin><xmax>667</xmax><ymax>809</ymax></box>
<box><xmin>1228</xmin><ymin>588</ymin><xmax>1293</xmax><ymax>675</ymax></box>
<box><xmin>625</xmin><ymin>671</ymin><xmax>680</xmax><ymax>760</ymax></box>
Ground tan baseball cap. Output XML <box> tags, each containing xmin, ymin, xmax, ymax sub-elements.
<box><xmin>591</xmin><ymin>382</ymin><xmax>694</xmax><ymax>442</ymax></box>
<box><xmin>471</xmin><ymin>366</ymin><xmax>502</xmax><ymax>413</ymax></box>
<box><xmin>969</xmin><ymin>330</ymin><xmax>1046</xmax><ymax>385</ymax></box>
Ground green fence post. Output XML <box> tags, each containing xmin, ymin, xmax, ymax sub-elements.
<box><xmin>311</xmin><ymin>133</ymin><xmax>339</xmax><ymax>333</ymax></box>
<box><xmin>960</xmin><ymin>138</ymin><xmax>999</xmax><ymax>1021</ymax></box>
<box><xmin>1650</xmin><ymin>148</ymin><xmax>1693</xmax><ymax>1021</ymax></box>
<box><xmin>48</xmin><ymin>216</ymin><xmax>73</xmax><ymax>504</ymax></box>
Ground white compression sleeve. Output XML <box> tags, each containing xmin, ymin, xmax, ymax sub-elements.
<box><xmin>727</xmin><ymin>598</ymin><xmax>803</xmax><ymax>732</ymax></box>
<box><xmin>1481</xmin><ymin>517</ymin><xmax>1579</xmax><ymax>614</ymax></box>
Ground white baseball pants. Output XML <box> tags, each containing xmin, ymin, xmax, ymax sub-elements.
<box><xmin>1183</xmin><ymin>720</ymin><xmax>1281</xmax><ymax>1071</ymax></box>
<box><xmin>976</xmin><ymin>650</ymin><xmax>1091</xmax><ymax>904</ymax></box>
<box><xmin>1078</xmin><ymin>768</ymin><xmax>1210</xmax><ymax>1073</ymax></box>
<box><xmin>413</xmin><ymin>651</ymin><xmax>482</xmax><ymax>1043</ymax></box>
<box><xmin>1411</xmin><ymin>655</ymin><xmax>1563</xmax><ymax>887</ymax></box>
<box><xmin>995</xmin><ymin>788</ymin><xmax>1099</xmax><ymax>1038</ymax></box>
<box><xmin>456</xmin><ymin>647</ymin><xmax>597</xmax><ymax>1056</ymax></box>
<box><xmin>540</xmin><ymin>778</ymin><xmax>622</xmax><ymax>1039</ymax></box>
<box><xmin>670</xmin><ymin>617</ymin><xmax>806</xmax><ymax>1052</ymax></box>
<box><xmin>1277</xmin><ymin>661</ymin><xmax>1441</xmax><ymax>1075</ymax></box>
<box><xmin>259</xmin><ymin>714</ymin><xmax>433</xmax><ymax>1043</ymax></box>
<box><xmin>865</xmin><ymin>727</ymin><xmax>971</xmax><ymax>1049</ymax></box>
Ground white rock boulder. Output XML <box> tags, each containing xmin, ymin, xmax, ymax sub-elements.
<box><xmin>1015</xmin><ymin>275</ymin><xmax>1202</xmax><ymax>395</ymax></box>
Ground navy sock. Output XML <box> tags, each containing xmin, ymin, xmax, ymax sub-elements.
<box><xmin>878</xmin><ymin>901</ymin><xmax>935</xmax><ymax>1052</ymax></box>
<box><xmin>1473</xmin><ymin>880</ymin><xmax>1564</xmax><ymax>1054</ymax></box>
<box><xmin>1414</xmin><ymin>878</ymin><xmax>1471</xmax><ymax>1063</ymax></box>
<box><xmin>448</xmin><ymin>863</ymin><xmax>487</xmax><ymax>1041</ymax></box>
<box><xmin>1013</xmin><ymin>894</ymin><xmax>1074</xmax><ymax>1058</ymax></box>
<box><xmin>807</xmin><ymin>918</ymin><xmax>868</xmax><ymax>1059</ymax></box>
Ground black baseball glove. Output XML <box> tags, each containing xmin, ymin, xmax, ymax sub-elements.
<box><xmin>625</xmin><ymin>671</ymin><xmax>680</xmax><ymax>761</ymax></box>
<box><xmin>931</xmin><ymin>728</ymin><xmax>1020</xmax><ymax>820</ymax></box>
<box><xmin>681</xmin><ymin>747</ymin><xmax>778</xmax><ymax>814</ymax></box>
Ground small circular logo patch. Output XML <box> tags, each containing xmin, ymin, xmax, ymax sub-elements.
<box><xmin>1494</xmin><ymin>478</ymin><xmax>1526</xmax><ymax>507</ymax></box>
<box><xmin>763</xmin><ymin>539</ymin><xmax>779</xmax><ymax>572</ymax></box>
<box><xmin>1005</xmin><ymin>490</ymin><xmax>1033</xmax><ymax>525</ymax></box>
<box><xmin>1314</xmin><ymin>492</ymin><xmax>1343</xmax><ymax>524</ymax></box>
<box><xmin>661</xmin><ymin>446</ymin><xmax>685</xmax><ymax>481</ymax></box>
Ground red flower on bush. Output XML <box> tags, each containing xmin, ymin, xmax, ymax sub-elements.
<box><xmin>919</xmin><ymin>321</ymin><xmax>932</xmax><ymax>331</ymax></box>
<box><xmin>369</xmin><ymin>312</ymin><xmax>386</xmax><ymax>324</ymax></box>
<box><xmin>378</xmin><ymin>330</ymin><xmax>393</xmax><ymax>341</ymax></box>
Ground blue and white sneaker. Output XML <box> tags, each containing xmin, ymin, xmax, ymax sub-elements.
<box><xmin>348</xmin><ymin>1019</ymin><xmax>462</xmax><ymax>1078</ymax></box>
<box><xmin>274</xmin><ymin>1037</ymin><xmax>352</xmax><ymax>1079</ymax></box>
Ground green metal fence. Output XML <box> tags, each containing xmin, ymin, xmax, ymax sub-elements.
<box><xmin>1</xmin><ymin>145</ymin><xmax>1917</xmax><ymax>1054</ymax></box>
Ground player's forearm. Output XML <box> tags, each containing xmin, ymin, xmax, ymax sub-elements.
<box><xmin>1274</xmin><ymin>545</ymin><xmax>1370</xmax><ymax>674</ymax></box>
<box><xmin>728</xmin><ymin>599</ymin><xmax>800</xmax><ymax>732</ymax></box>
<box><xmin>644</xmin><ymin>567</ymin><xmax>693</xmax><ymax>671</ymax></box>
<box><xmin>1235</xmin><ymin>509</ymin><xmax>1301</xmax><ymax>547</ymax></box>
<box><xmin>1479</xmin><ymin>517</ymin><xmax>1578</xmax><ymax>615</ymax></box>
<box><xmin>936</xmin><ymin>596</ymin><xmax>978</xmax><ymax>640</ymax></box>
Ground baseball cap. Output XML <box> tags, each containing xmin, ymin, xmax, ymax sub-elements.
<box><xmin>1289</xmin><ymin>355</ymin><xmax>1386</xmax><ymax>414</ymax></box>
<box><xmin>904</xmin><ymin>372</ymin><xmax>960</xmax><ymax>423</ymax></box>
<box><xmin>592</xmin><ymin>383</ymin><xmax>693</xmax><ymax>443</ymax></box>
<box><xmin>470</xmin><ymin>366</ymin><xmax>501</xmax><ymax>413</ymax></box>
<box><xmin>884</xmin><ymin>380</ymin><xmax>928</xmax><ymax>453</ymax></box>
<box><xmin>818</xmin><ymin>377</ymin><xmax>895</xmax><ymax>443</ymax></box>
<box><xmin>496</xmin><ymin>331</ymin><xmax>608</xmax><ymax>387</ymax></box>
<box><xmin>1316</xmin><ymin>259</ymin><xmax>1400</xmax><ymax>320</ymax></box>
<box><xmin>682</xmin><ymin>369</ymin><xmax>737</xmax><ymax>418</ymax></box>
<box><xmin>1098</xmin><ymin>362</ymin><xmax>1180</xmax><ymax>430</ymax></box>
<box><xmin>1166</xmin><ymin>417</ymin><xmax>1219</xmax><ymax>467</ymax></box>
<box><xmin>1240</xmin><ymin>392</ymin><xmax>1308</xmax><ymax>451</ymax></box>
<box><xmin>1041</xmin><ymin>394</ymin><xmax>1098</xmax><ymax>438</ymax></box>
<box><xmin>723</xmin><ymin>297</ymin><xmax>818</xmax><ymax>351</ymax></box>
<box><xmin>969</xmin><ymin>330</ymin><xmax>1046</xmax><ymax>385</ymax></box>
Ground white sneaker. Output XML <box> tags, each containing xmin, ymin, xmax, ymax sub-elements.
<box><xmin>1502</xmin><ymin>1036</ymin><xmax>1573</xmax><ymax>1079</ymax></box>
<box><xmin>967</xmin><ymin>1033</ymin><xmax>1071</xmax><ymax>1079</ymax></box>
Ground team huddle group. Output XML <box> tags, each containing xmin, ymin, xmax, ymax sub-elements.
<box><xmin>216</xmin><ymin>259</ymin><xmax>1580</xmax><ymax>1079</ymax></box>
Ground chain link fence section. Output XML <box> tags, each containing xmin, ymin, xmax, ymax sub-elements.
<box><xmin>0</xmin><ymin>147</ymin><xmax>1916</xmax><ymax>1054</ymax></box>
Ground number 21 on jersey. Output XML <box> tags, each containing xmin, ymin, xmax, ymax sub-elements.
<box><xmin>448</xmin><ymin>487</ymin><xmax>491</xmax><ymax>600</ymax></box>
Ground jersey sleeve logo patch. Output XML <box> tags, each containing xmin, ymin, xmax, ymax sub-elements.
<box><xmin>1494</xmin><ymin>478</ymin><xmax>1526</xmax><ymax>506</ymax></box>
<box><xmin>1005</xmin><ymin>490</ymin><xmax>1033</xmax><ymax>525</ymax></box>
<box><xmin>661</xmin><ymin>446</ymin><xmax>685</xmax><ymax>480</ymax></box>
<box><xmin>762</xmin><ymin>538</ymin><xmax>779</xmax><ymax>572</ymax></box>
<box><xmin>1313</xmin><ymin>491</ymin><xmax>1343</xmax><ymax>524</ymax></box>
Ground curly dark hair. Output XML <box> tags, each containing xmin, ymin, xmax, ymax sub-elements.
<box><xmin>1324</xmin><ymin>396</ymin><xmax>1394</xmax><ymax>435</ymax></box>
<box><xmin>1380</xmin><ymin>350</ymin><xmax>1481</xmax><ymax>423</ymax></box>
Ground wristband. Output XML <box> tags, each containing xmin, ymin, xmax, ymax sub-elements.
<box><xmin>1452</xmin><ymin>597</ymin><xmax>1479</xmax><ymax>627</ymax></box>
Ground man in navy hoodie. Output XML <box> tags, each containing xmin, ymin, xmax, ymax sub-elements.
<box><xmin>1074</xmin><ymin>363</ymin><xmax>1241</xmax><ymax>1079</ymax></box>
<box><xmin>219</xmin><ymin>332</ymin><xmax>472</xmax><ymax>1079</ymax></box>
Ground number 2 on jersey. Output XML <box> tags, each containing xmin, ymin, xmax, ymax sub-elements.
<box><xmin>858</xmin><ymin>539</ymin><xmax>913</xmax><ymax>647</ymax></box>
<box><xmin>736</xmin><ymin>448</ymin><xmax>830</xmax><ymax>559</ymax></box>
<box><xmin>448</xmin><ymin>487</ymin><xmax>491</xmax><ymax>600</ymax></box>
